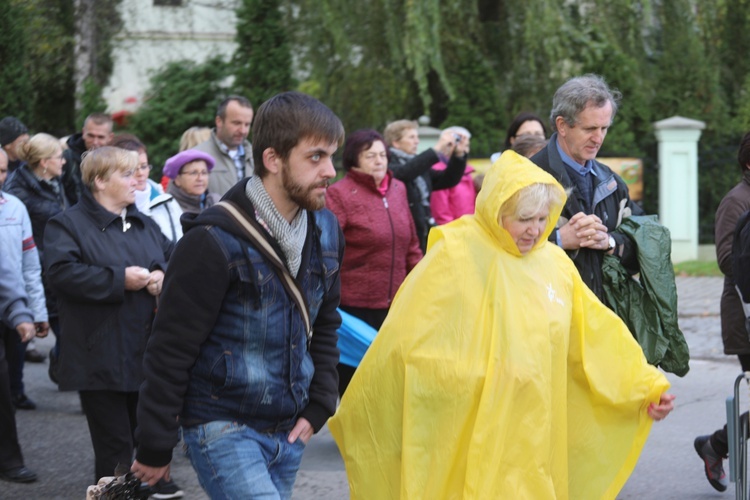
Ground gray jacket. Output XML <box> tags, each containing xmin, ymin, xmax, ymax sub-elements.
<box><xmin>194</xmin><ymin>130</ymin><xmax>254</xmax><ymax>197</ymax></box>
<box><xmin>0</xmin><ymin>192</ymin><xmax>47</xmax><ymax>326</ymax></box>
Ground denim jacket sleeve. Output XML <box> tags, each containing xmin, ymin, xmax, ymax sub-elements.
<box><xmin>299</xmin><ymin>220</ymin><xmax>345</xmax><ymax>432</ymax></box>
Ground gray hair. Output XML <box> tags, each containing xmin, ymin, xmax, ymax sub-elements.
<box><xmin>444</xmin><ymin>126</ymin><xmax>472</xmax><ymax>139</ymax></box>
<box><xmin>549</xmin><ymin>74</ymin><xmax>621</xmax><ymax>131</ymax></box>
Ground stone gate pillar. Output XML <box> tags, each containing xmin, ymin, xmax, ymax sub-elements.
<box><xmin>654</xmin><ymin>116</ymin><xmax>706</xmax><ymax>262</ymax></box>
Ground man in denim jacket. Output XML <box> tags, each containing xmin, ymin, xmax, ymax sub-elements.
<box><xmin>133</xmin><ymin>92</ymin><xmax>345</xmax><ymax>499</ymax></box>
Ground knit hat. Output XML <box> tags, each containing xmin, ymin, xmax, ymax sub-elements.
<box><xmin>0</xmin><ymin>117</ymin><xmax>29</xmax><ymax>148</ymax></box>
<box><xmin>162</xmin><ymin>149</ymin><xmax>216</xmax><ymax>179</ymax></box>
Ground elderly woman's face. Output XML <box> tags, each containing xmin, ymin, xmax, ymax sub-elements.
<box><xmin>175</xmin><ymin>160</ymin><xmax>210</xmax><ymax>196</ymax></box>
<box><xmin>500</xmin><ymin>207</ymin><xmax>549</xmax><ymax>255</ymax></box>
<box><xmin>97</xmin><ymin>167</ymin><xmax>137</xmax><ymax>211</ymax></box>
<box><xmin>354</xmin><ymin>140</ymin><xmax>388</xmax><ymax>184</ymax></box>
<box><xmin>392</xmin><ymin>128</ymin><xmax>419</xmax><ymax>155</ymax></box>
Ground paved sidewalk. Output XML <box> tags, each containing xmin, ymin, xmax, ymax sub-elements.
<box><xmin>4</xmin><ymin>276</ymin><xmax>736</xmax><ymax>499</ymax></box>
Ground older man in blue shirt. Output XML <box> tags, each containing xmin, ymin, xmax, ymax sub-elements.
<box><xmin>531</xmin><ymin>74</ymin><xmax>643</xmax><ymax>301</ymax></box>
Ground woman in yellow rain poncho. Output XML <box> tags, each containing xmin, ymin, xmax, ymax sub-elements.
<box><xmin>329</xmin><ymin>151</ymin><xmax>675</xmax><ymax>499</ymax></box>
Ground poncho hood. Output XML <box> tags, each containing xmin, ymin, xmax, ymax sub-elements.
<box><xmin>439</xmin><ymin>150</ymin><xmax>566</xmax><ymax>257</ymax></box>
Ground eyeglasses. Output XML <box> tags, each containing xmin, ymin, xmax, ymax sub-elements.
<box><xmin>179</xmin><ymin>170</ymin><xmax>209</xmax><ymax>178</ymax></box>
<box><xmin>136</xmin><ymin>164</ymin><xmax>152</xmax><ymax>172</ymax></box>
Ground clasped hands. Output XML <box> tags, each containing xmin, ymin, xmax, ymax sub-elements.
<box><xmin>125</xmin><ymin>266</ymin><xmax>165</xmax><ymax>296</ymax></box>
<box><xmin>558</xmin><ymin>212</ymin><xmax>612</xmax><ymax>253</ymax></box>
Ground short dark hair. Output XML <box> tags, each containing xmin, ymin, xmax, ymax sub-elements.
<box><xmin>504</xmin><ymin>112</ymin><xmax>547</xmax><ymax>150</ymax></box>
<box><xmin>217</xmin><ymin>95</ymin><xmax>253</xmax><ymax>119</ymax></box>
<box><xmin>342</xmin><ymin>129</ymin><xmax>388</xmax><ymax>171</ymax></box>
<box><xmin>83</xmin><ymin>112</ymin><xmax>113</xmax><ymax>129</ymax></box>
<box><xmin>252</xmin><ymin>92</ymin><xmax>345</xmax><ymax>178</ymax></box>
<box><xmin>549</xmin><ymin>74</ymin><xmax>621</xmax><ymax>131</ymax></box>
<box><xmin>739</xmin><ymin>131</ymin><xmax>750</xmax><ymax>171</ymax></box>
<box><xmin>110</xmin><ymin>133</ymin><xmax>146</xmax><ymax>153</ymax></box>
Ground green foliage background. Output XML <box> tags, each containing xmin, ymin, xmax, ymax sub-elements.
<box><xmin>127</xmin><ymin>58</ymin><xmax>231</xmax><ymax>177</ymax></box>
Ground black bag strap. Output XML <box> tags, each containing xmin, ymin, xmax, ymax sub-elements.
<box><xmin>216</xmin><ymin>201</ymin><xmax>312</xmax><ymax>344</ymax></box>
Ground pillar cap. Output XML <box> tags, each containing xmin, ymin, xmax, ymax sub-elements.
<box><xmin>653</xmin><ymin>116</ymin><xmax>706</xmax><ymax>130</ymax></box>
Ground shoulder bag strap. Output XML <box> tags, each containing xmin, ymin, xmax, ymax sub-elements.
<box><xmin>216</xmin><ymin>201</ymin><xmax>312</xmax><ymax>344</ymax></box>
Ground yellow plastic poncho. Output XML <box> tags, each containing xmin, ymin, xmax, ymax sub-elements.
<box><xmin>328</xmin><ymin>151</ymin><xmax>670</xmax><ymax>499</ymax></box>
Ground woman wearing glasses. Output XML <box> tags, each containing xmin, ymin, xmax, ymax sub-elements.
<box><xmin>5</xmin><ymin>133</ymin><xmax>71</xmax><ymax>391</ymax></box>
<box><xmin>44</xmin><ymin>146</ymin><xmax>174</xmax><ymax>486</ymax></box>
<box><xmin>163</xmin><ymin>149</ymin><xmax>220</xmax><ymax>214</ymax></box>
<box><xmin>111</xmin><ymin>135</ymin><xmax>184</xmax><ymax>242</ymax></box>
<box><xmin>326</xmin><ymin>129</ymin><xmax>422</xmax><ymax>396</ymax></box>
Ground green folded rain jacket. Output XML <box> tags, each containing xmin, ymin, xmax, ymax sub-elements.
<box><xmin>602</xmin><ymin>215</ymin><xmax>690</xmax><ymax>376</ymax></box>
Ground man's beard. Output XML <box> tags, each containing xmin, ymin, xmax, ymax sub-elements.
<box><xmin>281</xmin><ymin>162</ymin><xmax>328</xmax><ymax>211</ymax></box>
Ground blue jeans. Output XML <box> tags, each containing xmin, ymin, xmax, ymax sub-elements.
<box><xmin>182</xmin><ymin>421</ymin><xmax>306</xmax><ymax>500</ymax></box>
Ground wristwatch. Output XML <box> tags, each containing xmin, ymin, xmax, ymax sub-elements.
<box><xmin>607</xmin><ymin>235</ymin><xmax>616</xmax><ymax>252</ymax></box>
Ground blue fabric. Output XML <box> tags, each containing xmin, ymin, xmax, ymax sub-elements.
<box><xmin>183</xmin><ymin>420</ymin><xmax>305</xmax><ymax>500</ymax></box>
<box><xmin>336</xmin><ymin>308</ymin><xmax>378</xmax><ymax>367</ymax></box>
<box><xmin>555</xmin><ymin>137</ymin><xmax>597</xmax><ymax>176</ymax></box>
<box><xmin>181</xmin><ymin>213</ymin><xmax>340</xmax><ymax>429</ymax></box>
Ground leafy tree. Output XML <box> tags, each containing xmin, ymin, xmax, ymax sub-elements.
<box><xmin>128</xmin><ymin>57</ymin><xmax>231</xmax><ymax>177</ymax></box>
<box><xmin>13</xmin><ymin>0</ymin><xmax>76</xmax><ymax>136</ymax></box>
<box><xmin>77</xmin><ymin>77</ymin><xmax>108</xmax><ymax>126</ymax></box>
<box><xmin>0</xmin><ymin>0</ymin><xmax>33</xmax><ymax>123</ymax></box>
<box><xmin>232</xmin><ymin>0</ymin><xmax>295</xmax><ymax>109</ymax></box>
<box><xmin>651</xmin><ymin>0</ymin><xmax>726</xmax><ymax>144</ymax></box>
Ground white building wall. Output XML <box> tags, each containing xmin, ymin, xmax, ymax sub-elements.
<box><xmin>103</xmin><ymin>0</ymin><xmax>239</xmax><ymax>114</ymax></box>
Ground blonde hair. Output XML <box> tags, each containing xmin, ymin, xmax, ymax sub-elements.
<box><xmin>179</xmin><ymin>126</ymin><xmax>212</xmax><ymax>152</ymax></box>
<box><xmin>81</xmin><ymin>146</ymin><xmax>138</xmax><ymax>192</ymax></box>
<box><xmin>500</xmin><ymin>183</ymin><xmax>566</xmax><ymax>221</ymax></box>
<box><xmin>16</xmin><ymin>133</ymin><xmax>61</xmax><ymax>170</ymax></box>
<box><xmin>383</xmin><ymin>120</ymin><xmax>418</xmax><ymax>147</ymax></box>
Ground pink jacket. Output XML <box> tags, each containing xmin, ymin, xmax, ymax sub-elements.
<box><xmin>429</xmin><ymin>161</ymin><xmax>476</xmax><ymax>225</ymax></box>
<box><xmin>326</xmin><ymin>169</ymin><xmax>422</xmax><ymax>309</ymax></box>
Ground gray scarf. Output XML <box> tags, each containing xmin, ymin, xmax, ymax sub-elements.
<box><xmin>245</xmin><ymin>175</ymin><xmax>307</xmax><ymax>277</ymax></box>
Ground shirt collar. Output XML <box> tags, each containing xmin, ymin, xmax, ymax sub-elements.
<box><xmin>555</xmin><ymin>136</ymin><xmax>597</xmax><ymax>177</ymax></box>
<box><xmin>218</xmin><ymin>140</ymin><xmax>244</xmax><ymax>158</ymax></box>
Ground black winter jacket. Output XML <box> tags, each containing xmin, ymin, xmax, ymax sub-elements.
<box><xmin>44</xmin><ymin>187</ymin><xmax>173</xmax><ymax>392</ymax></box>
<box><xmin>389</xmin><ymin>148</ymin><xmax>466</xmax><ymax>252</ymax></box>
<box><xmin>4</xmin><ymin>166</ymin><xmax>70</xmax><ymax>256</ymax></box>
<box><xmin>530</xmin><ymin>133</ymin><xmax>642</xmax><ymax>302</ymax></box>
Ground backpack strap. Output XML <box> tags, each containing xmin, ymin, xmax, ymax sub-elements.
<box><xmin>216</xmin><ymin>201</ymin><xmax>313</xmax><ymax>345</ymax></box>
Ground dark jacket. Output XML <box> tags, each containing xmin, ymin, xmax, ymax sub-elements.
<box><xmin>43</xmin><ymin>187</ymin><xmax>173</xmax><ymax>392</ymax></box>
<box><xmin>714</xmin><ymin>169</ymin><xmax>750</xmax><ymax>354</ymax></box>
<box><xmin>389</xmin><ymin>148</ymin><xmax>466</xmax><ymax>252</ymax></box>
<box><xmin>327</xmin><ymin>169</ymin><xmax>422</xmax><ymax>309</ymax></box>
<box><xmin>530</xmin><ymin>133</ymin><xmax>642</xmax><ymax>302</ymax></box>
<box><xmin>135</xmin><ymin>180</ymin><xmax>344</xmax><ymax>467</ymax></box>
<box><xmin>4</xmin><ymin>166</ymin><xmax>70</xmax><ymax>258</ymax></box>
<box><xmin>4</xmin><ymin>166</ymin><xmax>71</xmax><ymax>317</ymax></box>
<box><xmin>61</xmin><ymin>133</ymin><xmax>86</xmax><ymax>205</ymax></box>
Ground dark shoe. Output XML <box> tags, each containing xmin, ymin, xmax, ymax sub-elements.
<box><xmin>12</xmin><ymin>394</ymin><xmax>36</xmax><ymax>410</ymax></box>
<box><xmin>48</xmin><ymin>347</ymin><xmax>59</xmax><ymax>384</ymax></box>
<box><xmin>0</xmin><ymin>466</ymin><xmax>38</xmax><ymax>483</ymax></box>
<box><xmin>150</xmin><ymin>478</ymin><xmax>184</xmax><ymax>499</ymax></box>
<box><xmin>24</xmin><ymin>347</ymin><xmax>45</xmax><ymax>363</ymax></box>
<box><xmin>694</xmin><ymin>435</ymin><xmax>728</xmax><ymax>492</ymax></box>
